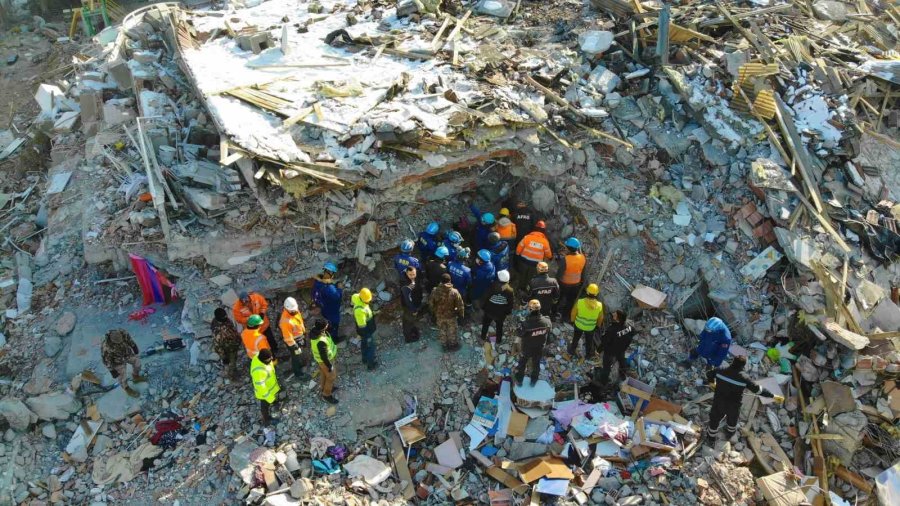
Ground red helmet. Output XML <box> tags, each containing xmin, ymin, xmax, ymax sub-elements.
<box><xmin>535</xmin><ymin>220</ymin><xmax>546</xmax><ymax>230</ymax></box>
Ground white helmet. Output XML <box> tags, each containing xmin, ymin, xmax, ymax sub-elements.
<box><xmin>284</xmin><ymin>297</ymin><xmax>299</xmax><ymax>311</ymax></box>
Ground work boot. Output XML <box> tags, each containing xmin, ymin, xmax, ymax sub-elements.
<box><xmin>123</xmin><ymin>385</ymin><xmax>140</xmax><ymax>398</ymax></box>
<box><xmin>367</xmin><ymin>361</ymin><xmax>379</xmax><ymax>371</ymax></box>
<box><xmin>132</xmin><ymin>375</ymin><xmax>148</xmax><ymax>383</ymax></box>
<box><xmin>322</xmin><ymin>395</ymin><xmax>339</xmax><ymax>405</ymax></box>
<box><xmin>567</xmin><ymin>343</ymin><xmax>576</xmax><ymax>357</ymax></box>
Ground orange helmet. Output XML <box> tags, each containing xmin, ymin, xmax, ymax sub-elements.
<box><xmin>535</xmin><ymin>220</ymin><xmax>546</xmax><ymax>230</ymax></box>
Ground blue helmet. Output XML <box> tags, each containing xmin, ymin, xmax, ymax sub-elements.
<box><xmin>477</xmin><ymin>249</ymin><xmax>491</xmax><ymax>262</ymax></box>
<box><xmin>425</xmin><ymin>222</ymin><xmax>439</xmax><ymax>235</ymax></box>
<box><xmin>481</xmin><ymin>213</ymin><xmax>495</xmax><ymax>225</ymax></box>
<box><xmin>323</xmin><ymin>262</ymin><xmax>338</xmax><ymax>273</ymax></box>
<box><xmin>400</xmin><ymin>239</ymin><xmax>414</xmax><ymax>253</ymax></box>
<box><xmin>435</xmin><ymin>246</ymin><xmax>449</xmax><ymax>259</ymax></box>
<box><xmin>457</xmin><ymin>247</ymin><xmax>470</xmax><ymax>259</ymax></box>
<box><xmin>447</xmin><ymin>231</ymin><xmax>462</xmax><ymax>244</ymax></box>
<box><xmin>565</xmin><ymin>237</ymin><xmax>581</xmax><ymax>250</ymax></box>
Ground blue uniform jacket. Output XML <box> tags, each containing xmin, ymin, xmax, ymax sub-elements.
<box><xmin>469</xmin><ymin>204</ymin><xmax>492</xmax><ymax>251</ymax></box>
<box><xmin>471</xmin><ymin>261</ymin><xmax>496</xmax><ymax>301</ymax></box>
<box><xmin>695</xmin><ymin>317</ymin><xmax>732</xmax><ymax>367</ymax></box>
<box><xmin>417</xmin><ymin>231</ymin><xmax>438</xmax><ymax>259</ymax></box>
<box><xmin>490</xmin><ymin>241</ymin><xmax>510</xmax><ymax>272</ymax></box>
<box><xmin>447</xmin><ymin>260</ymin><xmax>472</xmax><ymax>297</ymax></box>
<box><xmin>312</xmin><ymin>277</ymin><xmax>343</xmax><ymax>324</ymax></box>
<box><xmin>443</xmin><ymin>238</ymin><xmax>461</xmax><ymax>262</ymax></box>
<box><xmin>393</xmin><ymin>253</ymin><xmax>421</xmax><ymax>276</ymax></box>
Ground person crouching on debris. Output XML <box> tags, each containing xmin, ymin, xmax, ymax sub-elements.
<box><xmin>251</xmin><ymin>348</ymin><xmax>281</xmax><ymax>426</ymax></box>
<box><xmin>704</xmin><ymin>355</ymin><xmax>783</xmax><ymax>444</ymax></box>
<box><xmin>353</xmin><ymin>288</ymin><xmax>378</xmax><ymax>370</ymax></box>
<box><xmin>280</xmin><ymin>297</ymin><xmax>309</xmax><ymax>381</ymax></box>
<box><xmin>680</xmin><ymin>317</ymin><xmax>732</xmax><ymax>369</ymax></box>
<box><xmin>310</xmin><ymin>319</ymin><xmax>339</xmax><ymax>405</ymax></box>
<box><xmin>241</xmin><ymin>315</ymin><xmax>271</xmax><ymax>358</ymax></box>
<box><xmin>400</xmin><ymin>266</ymin><xmax>424</xmax><ymax>343</ymax></box>
<box><xmin>211</xmin><ymin>308</ymin><xmax>241</xmax><ymax>379</ymax></box>
<box><xmin>233</xmin><ymin>290</ymin><xmax>278</xmax><ymax>355</ymax></box>
<box><xmin>515</xmin><ymin>300</ymin><xmax>551</xmax><ymax>386</ymax></box>
<box><xmin>312</xmin><ymin>262</ymin><xmax>343</xmax><ymax>341</ymax></box>
<box><xmin>431</xmin><ymin>273</ymin><xmax>465</xmax><ymax>352</ymax></box>
<box><xmin>596</xmin><ymin>310</ymin><xmax>636</xmax><ymax>385</ymax></box>
<box><xmin>102</xmin><ymin>329</ymin><xmax>147</xmax><ymax>398</ymax></box>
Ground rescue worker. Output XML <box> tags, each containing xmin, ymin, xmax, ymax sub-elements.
<box><xmin>447</xmin><ymin>247</ymin><xmax>472</xmax><ymax>305</ymax></box>
<box><xmin>279</xmin><ymin>297</ymin><xmax>308</xmax><ymax>380</ymax></box>
<box><xmin>211</xmin><ymin>308</ymin><xmax>241</xmax><ymax>379</ymax></box>
<box><xmin>569</xmin><ymin>283</ymin><xmax>604</xmax><ymax>359</ymax></box>
<box><xmin>424</xmin><ymin>246</ymin><xmax>449</xmax><ymax>295</ymax></box>
<box><xmin>470</xmin><ymin>249</ymin><xmax>496</xmax><ymax>309</ymax></box>
<box><xmin>555</xmin><ymin>237</ymin><xmax>586</xmax><ymax>320</ymax></box>
<box><xmin>512</xmin><ymin>199</ymin><xmax>535</xmax><ymax>245</ymax></box>
<box><xmin>233</xmin><ymin>290</ymin><xmax>278</xmax><ymax>354</ymax></box>
<box><xmin>515</xmin><ymin>300</ymin><xmax>551</xmax><ymax>386</ymax></box>
<box><xmin>241</xmin><ymin>314</ymin><xmax>270</xmax><ymax>358</ymax></box>
<box><xmin>596</xmin><ymin>310</ymin><xmax>636</xmax><ymax>385</ymax></box>
<box><xmin>469</xmin><ymin>204</ymin><xmax>496</xmax><ymax>251</ymax></box>
<box><xmin>495</xmin><ymin>208</ymin><xmax>517</xmax><ymax>248</ymax></box>
<box><xmin>488</xmin><ymin>232</ymin><xmax>511</xmax><ymax>272</ymax></box>
<box><xmin>443</xmin><ymin>230</ymin><xmax>464</xmax><ymax>262</ymax></box>
<box><xmin>251</xmin><ymin>348</ymin><xmax>280</xmax><ymax>426</ymax></box>
<box><xmin>481</xmin><ymin>270</ymin><xmax>515</xmax><ymax>344</ymax></box>
<box><xmin>353</xmin><ymin>288</ymin><xmax>378</xmax><ymax>370</ymax></box>
<box><xmin>101</xmin><ymin>329</ymin><xmax>146</xmax><ymax>398</ymax></box>
<box><xmin>312</xmin><ymin>262</ymin><xmax>343</xmax><ymax>341</ymax></box>
<box><xmin>430</xmin><ymin>273</ymin><xmax>465</xmax><ymax>351</ymax></box>
<box><xmin>515</xmin><ymin>220</ymin><xmax>552</xmax><ymax>293</ymax></box>
<box><xmin>704</xmin><ymin>355</ymin><xmax>783</xmax><ymax>444</ymax></box>
<box><xmin>393</xmin><ymin>239</ymin><xmax>420</xmax><ymax>282</ymax></box>
<box><xmin>417</xmin><ymin>222</ymin><xmax>440</xmax><ymax>259</ymax></box>
<box><xmin>527</xmin><ymin>261</ymin><xmax>560</xmax><ymax>318</ymax></box>
<box><xmin>681</xmin><ymin>317</ymin><xmax>732</xmax><ymax>369</ymax></box>
<box><xmin>309</xmin><ymin>319</ymin><xmax>339</xmax><ymax>404</ymax></box>
<box><xmin>400</xmin><ymin>266</ymin><xmax>424</xmax><ymax>343</ymax></box>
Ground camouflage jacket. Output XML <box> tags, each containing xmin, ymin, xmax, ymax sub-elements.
<box><xmin>101</xmin><ymin>329</ymin><xmax>139</xmax><ymax>368</ymax></box>
<box><xmin>430</xmin><ymin>283</ymin><xmax>464</xmax><ymax>320</ymax></box>
<box><xmin>211</xmin><ymin>318</ymin><xmax>241</xmax><ymax>356</ymax></box>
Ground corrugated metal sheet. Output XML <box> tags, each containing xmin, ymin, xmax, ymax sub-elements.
<box><xmin>752</xmin><ymin>89</ymin><xmax>776</xmax><ymax>120</ymax></box>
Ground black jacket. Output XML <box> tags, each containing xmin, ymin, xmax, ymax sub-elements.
<box><xmin>424</xmin><ymin>259</ymin><xmax>447</xmax><ymax>289</ymax></box>
<box><xmin>528</xmin><ymin>274</ymin><xmax>560</xmax><ymax>312</ymax></box>
<box><xmin>401</xmin><ymin>281</ymin><xmax>423</xmax><ymax>312</ymax></box>
<box><xmin>483</xmin><ymin>281</ymin><xmax>515</xmax><ymax>318</ymax></box>
<box><xmin>706</xmin><ymin>365</ymin><xmax>774</xmax><ymax>406</ymax></box>
<box><xmin>513</xmin><ymin>207</ymin><xmax>535</xmax><ymax>243</ymax></box>
<box><xmin>521</xmin><ymin>311</ymin><xmax>552</xmax><ymax>354</ymax></box>
<box><xmin>600</xmin><ymin>320</ymin><xmax>636</xmax><ymax>355</ymax></box>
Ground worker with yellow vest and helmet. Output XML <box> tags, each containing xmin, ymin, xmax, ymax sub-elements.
<box><xmin>279</xmin><ymin>297</ymin><xmax>309</xmax><ymax>381</ymax></box>
<box><xmin>569</xmin><ymin>283</ymin><xmax>604</xmax><ymax>359</ymax></box>
<box><xmin>555</xmin><ymin>237</ymin><xmax>587</xmax><ymax>320</ymax></box>
<box><xmin>496</xmin><ymin>208</ymin><xmax>517</xmax><ymax>248</ymax></box>
<box><xmin>250</xmin><ymin>348</ymin><xmax>280</xmax><ymax>426</ymax></box>
<box><xmin>309</xmin><ymin>319</ymin><xmax>339</xmax><ymax>404</ymax></box>
<box><xmin>353</xmin><ymin>288</ymin><xmax>378</xmax><ymax>370</ymax></box>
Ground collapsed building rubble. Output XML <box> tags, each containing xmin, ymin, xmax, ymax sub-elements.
<box><xmin>0</xmin><ymin>0</ymin><xmax>899</xmax><ymax>504</ymax></box>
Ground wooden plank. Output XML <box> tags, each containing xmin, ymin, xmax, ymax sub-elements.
<box><xmin>390</xmin><ymin>433</ymin><xmax>416</xmax><ymax>500</ymax></box>
<box><xmin>773</xmin><ymin>95</ymin><xmax>825</xmax><ymax>213</ymax></box>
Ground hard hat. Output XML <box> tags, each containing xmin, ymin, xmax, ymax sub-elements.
<box><xmin>447</xmin><ymin>231</ymin><xmax>462</xmax><ymax>244</ymax></box>
<box><xmin>497</xmin><ymin>270</ymin><xmax>510</xmax><ymax>282</ymax></box>
<box><xmin>323</xmin><ymin>262</ymin><xmax>338</xmax><ymax>273</ymax></box>
<box><xmin>359</xmin><ymin>288</ymin><xmax>373</xmax><ymax>303</ymax></box>
<box><xmin>537</xmin><ymin>261</ymin><xmax>549</xmax><ymax>273</ymax></box>
<box><xmin>586</xmin><ymin>283</ymin><xmax>599</xmax><ymax>296</ymax></box>
<box><xmin>284</xmin><ymin>297</ymin><xmax>299</xmax><ymax>311</ymax></box>
<box><xmin>499</xmin><ymin>207</ymin><xmax>510</xmax><ymax>217</ymax></box>
<box><xmin>481</xmin><ymin>213</ymin><xmax>495</xmax><ymax>225</ymax></box>
<box><xmin>435</xmin><ymin>246</ymin><xmax>449</xmax><ymax>259</ymax></box>
<box><xmin>535</xmin><ymin>220</ymin><xmax>546</xmax><ymax>230</ymax></box>
<box><xmin>425</xmin><ymin>222</ymin><xmax>439</xmax><ymax>235</ymax></box>
<box><xmin>239</xmin><ymin>290</ymin><xmax>249</xmax><ymax>301</ymax></box>
<box><xmin>458</xmin><ymin>247</ymin><xmax>470</xmax><ymax>259</ymax></box>
<box><xmin>247</xmin><ymin>314</ymin><xmax>264</xmax><ymax>327</ymax></box>
<box><xmin>565</xmin><ymin>237</ymin><xmax>581</xmax><ymax>250</ymax></box>
<box><xmin>400</xmin><ymin>239</ymin><xmax>414</xmax><ymax>253</ymax></box>
<box><xmin>488</xmin><ymin>232</ymin><xmax>501</xmax><ymax>245</ymax></box>
<box><xmin>477</xmin><ymin>249</ymin><xmax>491</xmax><ymax>263</ymax></box>
<box><xmin>527</xmin><ymin>299</ymin><xmax>541</xmax><ymax>311</ymax></box>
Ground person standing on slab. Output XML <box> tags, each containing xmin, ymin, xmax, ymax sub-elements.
<box><xmin>515</xmin><ymin>299</ymin><xmax>551</xmax><ymax>386</ymax></box>
<box><xmin>101</xmin><ymin>329</ymin><xmax>146</xmax><ymax>398</ymax></box>
<box><xmin>481</xmin><ymin>269</ymin><xmax>515</xmax><ymax>344</ymax></box>
<box><xmin>279</xmin><ymin>297</ymin><xmax>309</xmax><ymax>381</ymax></box>
<box><xmin>400</xmin><ymin>266</ymin><xmax>424</xmax><ymax>343</ymax></box>
<box><xmin>353</xmin><ymin>288</ymin><xmax>378</xmax><ymax>370</ymax></box>
<box><xmin>704</xmin><ymin>355</ymin><xmax>783</xmax><ymax>444</ymax></box>
<box><xmin>430</xmin><ymin>273</ymin><xmax>465</xmax><ymax>352</ymax></box>
<box><xmin>211</xmin><ymin>308</ymin><xmax>241</xmax><ymax>379</ymax></box>
<box><xmin>251</xmin><ymin>348</ymin><xmax>280</xmax><ymax>426</ymax></box>
<box><xmin>309</xmin><ymin>319</ymin><xmax>339</xmax><ymax>404</ymax></box>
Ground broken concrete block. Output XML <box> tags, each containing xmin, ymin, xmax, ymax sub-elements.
<box><xmin>34</xmin><ymin>84</ymin><xmax>67</xmax><ymax>114</ymax></box>
<box><xmin>0</xmin><ymin>398</ymin><xmax>38</xmax><ymax>431</ymax></box>
<box><xmin>26</xmin><ymin>391</ymin><xmax>82</xmax><ymax>421</ymax></box>
<box><xmin>103</xmin><ymin>100</ymin><xmax>136</xmax><ymax>127</ymax></box>
<box><xmin>106</xmin><ymin>59</ymin><xmax>133</xmax><ymax>90</ymax></box>
<box><xmin>476</xmin><ymin>0</ymin><xmax>514</xmax><ymax>17</ymax></box>
<box><xmin>96</xmin><ymin>387</ymin><xmax>143</xmax><ymax>422</ymax></box>
<box><xmin>237</xmin><ymin>32</ymin><xmax>274</xmax><ymax>54</ymax></box>
<box><xmin>184</xmin><ymin>187</ymin><xmax>228</xmax><ymax>211</ymax></box>
<box><xmin>129</xmin><ymin>209</ymin><xmax>159</xmax><ymax>227</ymax></box>
<box><xmin>812</xmin><ymin>0</ymin><xmax>849</xmax><ymax>21</ymax></box>
<box><xmin>209</xmin><ymin>274</ymin><xmax>233</xmax><ymax>287</ymax></box>
<box><xmin>579</xmin><ymin>31</ymin><xmax>614</xmax><ymax>56</ymax></box>
<box><xmin>588</xmin><ymin>65</ymin><xmax>620</xmax><ymax>94</ymax></box>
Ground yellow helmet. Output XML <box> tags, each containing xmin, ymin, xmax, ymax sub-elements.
<box><xmin>359</xmin><ymin>288</ymin><xmax>373</xmax><ymax>303</ymax></box>
<box><xmin>499</xmin><ymin>207</ymin><xmax>510</xmax><ymax>217</ymax></box>
<box><xmin>586</xmin><ymin>283</ymin><xmax>599</xmax><ymax>296</ymax></box>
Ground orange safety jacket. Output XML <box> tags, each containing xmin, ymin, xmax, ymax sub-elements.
<box><xmin>233</xmin><ymin>293</ymin><xmax>270</xmax><ymax>332</ymax></box>
<box><xmin>241</xmin><ymin>328</ymin><xmax>271</xmax><ymax>357</ymax></box>
<box><xmin>560</xmin><ymin>253</ymin><xmax>586</xmax><ymax>285</ymax></box>
<box><xmin>279</xmin><ymin>309</ymin><xmax>306</xmax><ymax>347</ymax></box>
<box><xmin>516</xmin><ymin>231</ymin><xmax>552</xmax><ymax>262</ymax></box>
<box><xmin>496</xmin><ymin>220</ymin><xmax>517</xmax><ymax>241</ymax></box>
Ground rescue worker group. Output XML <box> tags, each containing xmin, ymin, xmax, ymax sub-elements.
<box><xmin>99</xmin><ymin>198</ymin><xmax>783</xmax><ymax>439</ymax></box>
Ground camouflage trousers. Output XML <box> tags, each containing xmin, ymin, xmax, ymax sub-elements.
<box><xmin>436</xmin><ymin>317</ymin><xmax>459</xmax><ymax>348</ymax></box>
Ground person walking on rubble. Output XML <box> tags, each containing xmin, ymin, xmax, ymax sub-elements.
<box><xmin>554</xmin><ymin>237</ymin><xmax>586</xmax><ymax>320</ymax></box>
<box><xmin>353</xmin><ymin>288</ymin><xmax>379</xmax><ymax>370</ymax></box>
<box><xmin>481</xmin><ymin>269</ymin><xmax>515</xmax><ymax>344</ymax></box>
<box><xmin>470</xmin><ymin>249</ymin><xmax>496</xmax><ymax>309</ymax></box>
<box><xmin>279</xmin><ymin>297</ymin><xmax>309</xmax><ymax>381</ymax></box>
<box><xmin>241</xmin><ymin>315</ymin><xmax>270</xmax><ymax>358</ymax></box>
<box><xmin>393</xmin><ymin>239</ymin><xmax>420</xmax><ymax>283</ymax></box>
<box><xmin>101</xmin><ymin>329</ymin><xmax>147</xmax><ymax>398</ymax></box>
<box><xmin>527</xmin><ymin>261</ymin><xmax>560</xmax><ymax>318</ymax></box>
<box><xmin>309</xmin><ymin>319</ymin><xmax>339</xmax><ymax>405</ymax></box>
<box><xmin>233</xmin><ymin>290</ymin><xmax>278</xmax><ymax>354</ymax></box>
<box><xmin>430</xmin><ymin>273</ymin><xmax>465</xmax><ymax>352</ymax></box>
<box><xmin>417</xmin><ymin>221</ymin><xmax>441</xmax><ymax>260</ymax></box>
<box><xmin>400</xmin><ymin>266</ymin><xmax>424</xmax><ymax>343</ymax></box>
<box><xmin>211</xmin><ymin>308</ymin><xmax>241</xmax><ymax>379</ymax></box>
<box><xmin>251</xmin><ymin>348</ymin><xmax>281</xmax><ymax>426</ymax></box>
<box><xmin>515</xmin><ymin>299</ymin><xmax>551</xmax><ymax>386</ymax></box>
<box><xmin>312</xmin><ymin>262</ymin><xmax>343</xmax><ymax>341</ymax></box>
<box><xmin>704</xmin><ymin>355</ymin><xmax>783</xmax><ymax>444</ymax></box>
<box><xmin>680</xmin><ymin>317</ymin><xmax>732</xmax><ymax>369</ymax></box>
<box><xmin>569</xmin><ymin>283</ymin><xmax>604</xmax><ymax>360</ymax></box>
<box><xmin>515</xmin><ymin>220</ymin><xmax>552</xmax><ymax>293</ymax></box>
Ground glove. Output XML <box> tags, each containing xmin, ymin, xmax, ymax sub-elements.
<box><xmin>293</xmin><ymin>347</ymin><xmax>302</xmax><ymax>356</ymax></box>
<box><xmin>773</xmin><ymin>395</ymin><xmax>785</xmax><ymax>404</ymax></box>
